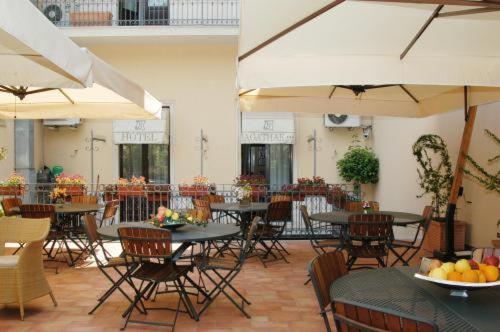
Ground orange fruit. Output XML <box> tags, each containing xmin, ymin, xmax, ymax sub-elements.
<box><xmin>477</xmin><ymin>271</ymin><xmax>487</xmax><ymax>283</ymax></box>
<box><xmin>483</xmin><ymin>266</ymin><xmax>499</xmax><ymax>282</ymax></box>
<box><xmin>478</xmin><ymin>263</ymin><xmax>488</xmax><ymax>272</ymax></box>
<box><xmin>447</xmin><ymin>271</ymin><xmax>463</xmax><ymax>282</ymax></box>
<box><xmin>462</xmin><ymin>270</ymin><xmax>479</xmax><ymax>283</ymax></box>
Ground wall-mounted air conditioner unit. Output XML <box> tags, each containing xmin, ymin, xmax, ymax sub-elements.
<box><xmin>43</xmin><ymin>119</ymin><xmax>81</xmax><ymax>127</ymax></box>
<box><xmin>324</xmin><ymin>114</ymin><xmax>360</xmax><ymax>128</ymax></box>
<box><xmin>40</xmin><ymin>0</ymin><xmax>118</xmax><ymax>27</ymax></box>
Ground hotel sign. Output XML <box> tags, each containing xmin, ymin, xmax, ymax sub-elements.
<box><xmin>241</xmin><ymin>113</ymin><xmax>295</xmax><ymax>144</ymax></box>
<box><xmin>113</xmin><ymin>107</ymin><xmax>169</xmax><ymax>144</ymax></box>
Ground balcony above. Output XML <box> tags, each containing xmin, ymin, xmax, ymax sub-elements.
<box><xmin>31</xmin><ymin>0</ymin><xmax>240</xmax><ymax>44</ymax></box>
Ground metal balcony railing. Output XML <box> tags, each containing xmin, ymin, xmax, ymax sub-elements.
<box><xmin>1</xmin><ymin>183</ymin><xmax>357</xmax><ymax>239</ymax></box>
<box><xmin>31</xmin><ymin>0</ymin><xmax>240</xmax><ymax>27</ymax></box>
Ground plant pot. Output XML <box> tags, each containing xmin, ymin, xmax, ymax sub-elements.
<box><xmin>117</xmin><ymin>185</ymin><xmax>145</xmax><ymax>198</ymax></box>
<box><xmin>239</xmin><ymin>198</ymin><xmax>251</xmax><ymax>207</ymax></box>
<box><xmin>422</xmin><ymin>220</ymin><xmax>466</xmax><ymax>253</ymax></box>
<box><xmin>179</xmin><ymin>185</ymin><xmax>209</xmax><ymax>198</ymax></box>
<box><xmin>0</xmin><ymin>185</ymin><xmax>24</xmax><ymax>196</ymax></box>
<box><xmin>57</xmin><ymin>184</ymin><xmax>86</xmax><ymax>196</ymax></box>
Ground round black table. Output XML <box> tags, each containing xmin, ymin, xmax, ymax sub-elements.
<box><xmin>98</xmin><ymin>222</ymin><xmax>241</xmax><ymax>243</ymax></box>
<box><xmin>310</xmin><ymin>210</ymin><xmax>423</xmax><ymax>226</ymax></box>
<box><xmin>330</xmin><ymin>267</ymin><xmax>500</xmax><ymax>332</ymax></box>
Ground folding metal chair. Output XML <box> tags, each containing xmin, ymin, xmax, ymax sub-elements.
<box><xmin>195</xmin><ymin>216</ymin><xmax>259</xmax><ymax>318</ymax></box>
<box><xmin>333</xmin><ymin>300</ymin><xmax>438</xmax><ymax>332</ymax></box>
<box><xmin>389</xmin><ymin>206</ymin><xmax>433</xmax><ymax>266</ymax></box>
<box><xmin>308</xmin><ymin>251</ymin><xmax>348</xmax><ymax>332</ymax></box>
<box><xmin>83</xmin><ymin>214</ymin><xmax>141</xmax><ymax>316</ymax></box>
<box><xmin>118</xmin><ymin>227</ymin><xmax>194</xmax><ymax>330</ymax></box>
<box><xmin>345</xmin><ymin>213</ymin><xmax>394</xmax><ymax>270</ymax></box>
<box><xmin>100</xmin><ymin>200</ymin><xmax>119</xmax><ymax>227</ymax></box>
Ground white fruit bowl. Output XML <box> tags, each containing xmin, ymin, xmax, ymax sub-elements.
<box><xmin>414</xmin><ymin>273</ymin><xmax>500</xmax><ymax>297</ymax></box>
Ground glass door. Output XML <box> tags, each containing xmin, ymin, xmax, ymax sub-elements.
<box><xmin>241</xmin><ymin>144</ymin><xmax>292</xmax><ymax>188</ymax></box>
<box><xmin>119</xmin><ymin>144</ymin><xmax>169</xmax><ymax>183</ymax></box>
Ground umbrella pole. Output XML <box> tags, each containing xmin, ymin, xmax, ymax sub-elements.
<box><xmin>439</xmin><ymin>105</ymin><xmax>477</xmax><ymax>260</ymax></box>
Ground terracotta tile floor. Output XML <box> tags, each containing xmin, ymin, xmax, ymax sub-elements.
<box><xmin>0</xmin><ymin>241</ymin><xmax>424</xmax><ymax>332</ymax></box>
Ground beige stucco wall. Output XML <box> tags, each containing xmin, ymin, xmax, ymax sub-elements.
<box><xmin>42</xmin><ymin>43</ymin><xmax>372</xmax><ymax>189</ymax></box>
<box><xmin>373</xmin><ymin>104</ymin><xmax>500</xmax><ymax>247</ymax></box>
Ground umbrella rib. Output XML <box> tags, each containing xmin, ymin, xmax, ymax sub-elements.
<box><xmin>24</xmin><ymin>88</ymin><xmax>56</xmax><ymax>95</ymax></box>
<box><xmin>238</xmin><ymin>0</ymin><xmax>345</xmax><ymax>61</ymax></box>
<box><xmin>58</xmin><ymin>89</ymin><xmax>75</xmax><ymax>104</ymax></box>
<box><xmin>362</xmin><ymin>0</ymin><xmax>500</xmax><ymax>8</ymax></box>
<box><xmin>437</xmin><ymin>7</ymin><xmax>500</xmax><ymax>17</ymax></box>
<box><xmin>399</xmin><ymin>85</ymin><xmax>419</xmax><ymax>103</ymax></box>
<box><xmin>239</xmin><ymin>89</ymin><xmax>256</xmax><ymax>96</ymax></box>
<box><xmin>328</xmin><ymin>86</ymin><xmax>337</xmax><ymax>99</ymax></box>
<box><xmin>400</xmin><ymin>5</ymin><xmax>444</xmax><ymax>60</ymax></box>
<box><xmin>0</xmin><ymin>85</ymin><xmax>16</xmax><ymax>93</ymax></box>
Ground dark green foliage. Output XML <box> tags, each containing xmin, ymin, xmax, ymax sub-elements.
<box><xmin>464</xmin><ymin>129</ymin><xmax>499</xmax><ymax>194</ymax></box>
<box><xmin>412</xmin><ymin>134</ymin><xmax>453</xmax><ymax>219</ymax></box>
<box><xmin>337</xmin><ymin>146</ymin><xmax>379</xmax><ymax>185</ymax></box>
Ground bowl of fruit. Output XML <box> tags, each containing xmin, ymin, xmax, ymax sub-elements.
<box><xmin>414</xmin><ymin>254</ymin><xmax>500</xmax><ymax>297</ymax></box>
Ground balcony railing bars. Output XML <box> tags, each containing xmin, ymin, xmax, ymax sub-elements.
<box><xmin>1</xmin><ymin>183</ymin><xmax>357</xmax><ymax>239</ymax></box>
<box><xmin>30</xmin><ymin>0</ymin><xmax>240</xmax><ymax>27</ymax></box>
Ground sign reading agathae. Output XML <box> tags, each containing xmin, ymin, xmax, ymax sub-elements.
<box><xmin>241</xmin><ymin>113</ymin><xmax>295</xmax><ymax>144</ymax></box>
<box><xmin>113</xmin><ymin>107</ymin><xmax>169</xmax><ymax>144</ymax></box>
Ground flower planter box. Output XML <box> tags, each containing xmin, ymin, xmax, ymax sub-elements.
<box><xmin>56</xmin><ymin>184</ymin><xmax>86</xmax><ymax>196</ymax></box>
<box><xmin>299</xmin><ymin>185</ymin><xmax>328</xmax><ymax>196</ymax></box>
<box><xmin>422</xmin><ymin>220</ymin><xmax>466</xmax><ymax>253</ymax></box>
<box><xmin>281</xmin><ymin>185</ymin><xmax>304</xmax><ymax>201</ymax></box>
<box><xmin>0</xmin><ymin>185</ymin><xmax>24</xmax><ymax>196</ymax></box>
<box><xmin>179</xmin><ymin>185</ymin><xmax>209</xmax><ymax>199</ymax></box>
<box><xmin>117</xmin><ymin>185</ymin><xmax>145</xmax><ymax>199</ymax></box>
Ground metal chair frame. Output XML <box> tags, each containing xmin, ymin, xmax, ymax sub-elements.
<box><xmin>389</xmin><ymin>206</ymin><xmax>434</xmax><ymax>266</ymax></box>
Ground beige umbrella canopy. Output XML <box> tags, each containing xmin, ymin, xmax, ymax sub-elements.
<box><xmin>238</xmin><ymin>0</ymin><xmax>500</xmax><ymax>257</ymax></box>
<box><xmin>0</xmin><ymin>0</ymin><xmax>161</xmax><ymax>119</ymax></box>
<box><xmin>238</xmin><ymin>0</ymin><xmax>500</xmax><ymax>117</ymax></box>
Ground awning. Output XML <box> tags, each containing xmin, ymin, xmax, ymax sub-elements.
<box><xmin>238</xmin><ymin>0</ymin><xmax>500</xmax><ymax>117</ymax></box>
<box><xmin>113</xmin><ymin>106</ymin><xmax>170</xmax><ymax>144</ymax></box>
<box><xmin>0</xmin><ymin>0</ymin><xmax>162</xmax><ymax>119</ymax></box>
<box><xmin>241</xmin><ymin>112</ymin><xmax>295</xmax><ymax>144</ymax></box>
<box><xmin>0</xmin><ymin>0</ymin><xmax>91</xmax><ymax>88</ymax></box>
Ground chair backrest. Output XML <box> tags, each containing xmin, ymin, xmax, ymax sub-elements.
<box><xmin>239</xmin><ymin>216</ymin><xmax>260</xmax><ymax>262</ymax></box>
<box><xmin>102</xmin><ymin>200</ymin><xmax>119</xmax><ymax>222</ymax></box>
<box><xmin>1</xmin><ymin>198</ymin><xmax>22</xmax><ymax>216</ymax></box>
<box><xmin>333</xmin><ymin>300</ymin><xmax>438</xmax><ymax>332</ymax></box>
<box><xmin>20</xmin><ymin>204</ymin><xmax>56</xmax><ymax>223</ymax></box>
<box><xmin>308</xmin><ymin>251</ymin><xmax>348</xmax><ymax>309</ymax></box>
<box><xmin>193</xmin><ymin>199</ymin><xmax>212</xmax><ymax>221</ymax></box>
<box><xmin>266</xmin><ymin>200</ymin><xmax>292</xmax><ymax>222</ymax></box>
<box><xmin>270</xmin><ymin>194</ymin><xmax>292</xmax><ymax>203</ymax></box>
<box><xmin>72</xmin><ymin>195</ymin><xmax>98</xmax><ymax>204</ymax></box>
<box><xmin>472</xmin><ymin>247</ymin><xmax>500</xmax><ymax>266</ymax></box>
<box><xmin>202</xmin><ymin>194</ymin><xmax>225</xmax><ymax>203</ymax></box>
<box><xmin>0</xmin><ymin>217</ymin><xmax>50</xmax><ymax>250</ymax></box>
<box><xmin>118</xmin><ymin>227</ymin><xmax>172</xmax><ymax>260</ymax></box>
<box><xmin>82</xmin><ymin>214</ymin><xmax>101</xmax><ymax>245</ymax></box>
<box><xmin>347</xmin><ymin>214</ymin><xmax>394</xmax><ymax>243</ymax></box>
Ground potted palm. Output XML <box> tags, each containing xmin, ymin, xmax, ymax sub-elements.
<box><xmin>413</xmin><ymin>134</ymin><xmax>466</xmax><ymax>252</ymax></box>
<box><xmin>0</xmin><ymin>172</ymin><xmax>25</xmax><ymax>196</ymax></box>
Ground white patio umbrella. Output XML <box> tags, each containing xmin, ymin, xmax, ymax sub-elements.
<box><xmin>237</xmin><ymin>0</ymin><xmax>500</xmax><ymax>257</ymax></box>
<box><xmin>238</xmin><ymin>0</ymin><xmax>500</xmax><ymax>117</ymax></box>
<box><xmin>0</xmin><ymin>0</ymin><xmax>161</xmax><ymax>119</ymax></box>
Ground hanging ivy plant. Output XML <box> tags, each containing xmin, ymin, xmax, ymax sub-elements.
<box><xmin>412</xmin><ymin>134</ymin><xmax>453</xmax><ymax>219</ymax></box>
<box><xmin>464</xmin><ymin>129</ymin><xmax>499</xmax><ymax>194</ymax></box>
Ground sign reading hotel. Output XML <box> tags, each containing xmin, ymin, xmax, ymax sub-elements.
<box><xmin>113</xmin><ymin>107</ymin><xmax>169</xmax><ymax>144</ymax></box>
<box><xmin>241</xmin><ymin>113</ymin><xmax>295</xmax><ymax>144</ymax></box>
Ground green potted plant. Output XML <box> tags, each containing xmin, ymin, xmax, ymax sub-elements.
<box><xmin>413</xmin><ymin>134</ymin><xmax>465</xmax><ymax>252</ymax></box>
<box><xmin>336</xmin><ymin>137</ymin><xmax>379</xmax><ymax>200</ymax></box>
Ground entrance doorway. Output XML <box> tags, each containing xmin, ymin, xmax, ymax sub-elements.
<box><xmin>241</xmin><ymin>144</ymin><xmax>292</xmax><ymax>188</ymax></box>
<box><xmin>119</xmin><ymin>144</ymin><xmax>169</xmax><ymax>183</ymax></box>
